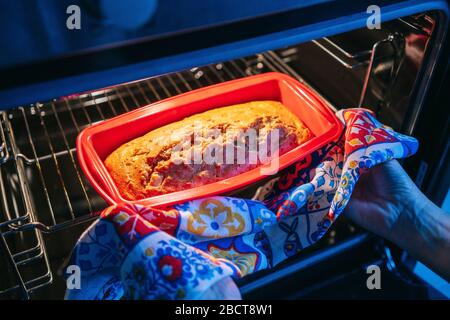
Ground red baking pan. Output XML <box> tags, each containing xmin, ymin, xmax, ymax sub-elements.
<box><xmin>77</xmin><ymin>72</ymin><xmax>343</xmax><ymax>207</ymax></box>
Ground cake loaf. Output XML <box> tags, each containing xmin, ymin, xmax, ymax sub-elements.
<box><xmin>104</xmin><ymin>101</ymin><xmax>311</xmax><ymax>200</ymax></box>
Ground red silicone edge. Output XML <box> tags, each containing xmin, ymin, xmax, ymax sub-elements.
<box><xmin>77</xmin><ymin>72</ymin><xmax>343</xmax><ymax>207</ymax></box>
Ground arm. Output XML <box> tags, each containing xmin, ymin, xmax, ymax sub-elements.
<box><xmin>391</xmin><ymin>190</ymin><xmax>450</xmax><ymax>280</ymax></box>
<box><xmin>345</xmin><ymin>160</ymin><xmax>450</xmax><ymax>281</ymax></box>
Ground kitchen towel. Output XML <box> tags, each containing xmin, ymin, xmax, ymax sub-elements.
<box><xmin>65</xmin><ymin>108</ymin><xmax>418</xmax><ymax>299</ymax></box>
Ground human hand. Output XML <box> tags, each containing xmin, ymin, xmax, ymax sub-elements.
<box><xmin>345</xmin><ymin>159</ymin><xmax>450</xmax><ymax>280</ymax></box>
<box><xmin>344</xmin><ymin>159</ymin><xmax>421</xmax><ymax>241</ymax></box>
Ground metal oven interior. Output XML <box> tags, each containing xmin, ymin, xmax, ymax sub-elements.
<box><xmin>0</xmin><ymin>5</ymin><xmax>449</xmax><ymax>299</ymax></box>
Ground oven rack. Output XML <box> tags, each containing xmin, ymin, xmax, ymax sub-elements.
<box><xmin>0</xmin><ymin>33</ymin><xmax>404</xmax><ymax>298</ymax></box>
<box><xmin>278</xmin><ymin>33</ymin><xmax>405</xmax><ymax>112</ymax></box>
<box><xmin>311</xmin><ymin>33</ymin><xmax>405</xmax><ymax>108</ymax></box>
<box><xmin>1</xmin><ymin>51</ymin><xmax>324</xmax><ymax>298</ymax></box>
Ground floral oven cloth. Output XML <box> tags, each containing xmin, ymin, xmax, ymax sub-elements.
<box><xmin>65</xmin><ymin>109</ymin><xmax>418</xmax><ymax>300</ymax></box>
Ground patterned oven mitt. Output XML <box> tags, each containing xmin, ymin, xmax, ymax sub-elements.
<box><xmin>65</xmin><ymin>108</ymin><xmax>418</xmax><ymax>300</ymax></box>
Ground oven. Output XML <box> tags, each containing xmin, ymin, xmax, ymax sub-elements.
<box><xmin>0</xmin><ymin>0</ymin><xmax>449</xmax><ymax>299</ymax></box>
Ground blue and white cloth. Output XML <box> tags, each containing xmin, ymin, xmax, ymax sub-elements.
<box><xmin>65</xmin><ymin>108</ymin><xmax>418</xmax><ymax>299</ymax></box>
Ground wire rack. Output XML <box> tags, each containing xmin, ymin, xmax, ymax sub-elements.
<box><xmin>0</xmin><ymin>33</ymin><xmax>404</xmax><ymax>298</ymax></box>
<box><xmin>0</xmin><ymin>52</ymin><xmax>314</xmax><ymax>298</ymax></box>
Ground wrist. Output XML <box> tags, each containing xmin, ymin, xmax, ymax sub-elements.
<box><xmin>389</xmin><ymin>189</ymin><xmax>450</xmax><ymax>280</ymax></box>
<box><xmin>385</xmin><ymin>184</ymin><xmax>427</xmax><ymax>245</ymax></box>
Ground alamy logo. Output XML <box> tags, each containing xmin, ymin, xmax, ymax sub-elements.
<box><xmin>367</xmin><ymin>5</ymin><xmax>381</xmax><ymax>30</ymax></box>
<box><xmin>66</xmin><ymin>265</ymin><xmax>81</xmax><ymax>290</ymax></box>
<box><xmin>366</xmin><ymin>264</ymin><xmax>381</xmax><ymax>290</ymax></box>
<box><xmin>66</xmin><ymin>5</ymin><xmax>81</xmax><ymax>30</ymax></box>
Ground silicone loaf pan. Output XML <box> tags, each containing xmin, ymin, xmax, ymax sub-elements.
<box><xmin>77</xmin><ymin>72</ymin><xmax>342</xmax><ymax>207</ymax></box>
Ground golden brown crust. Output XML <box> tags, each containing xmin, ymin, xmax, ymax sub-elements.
<box><xmin>104</xmin><ymin>101</ymin><xmax>311</xmax><ymax>200</ymax></box>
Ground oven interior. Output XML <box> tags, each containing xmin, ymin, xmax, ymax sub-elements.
<box><xmin>0</xmin><ymin>11</ymin><xmax>445</xmax><ymax>299</ymax></box>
